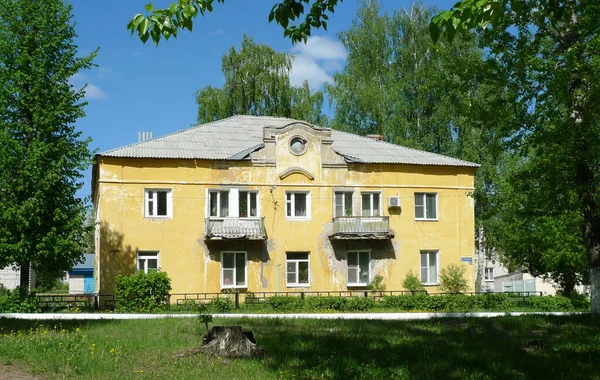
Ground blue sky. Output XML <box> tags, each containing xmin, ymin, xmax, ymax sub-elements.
<box><xmin>70</xmin><ymin>0</ymin><xmax>454</xmax><ymax>198</ymax></box>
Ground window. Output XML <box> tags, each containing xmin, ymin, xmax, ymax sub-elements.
<box><xmin>347</xmin><ymin>251</ymin><xmax>370</xmax><ymax>286</ymax></box>
<box><xmin>420</xmin><ymin>251</ymin><xmax>439</xmax><ymax>285</ymax></box>
<box><xmin>137</xmin><ymin>251</ymin><xmax>159</xmax><ymax>273</ymax></box>
<box><xmin>221</xmin><ymin>252</ymin><xmax>246</xmax><ymax>288</ymax></box>
<box><xmin>286</xmin><ymin>191</ymin><xmax>310</xmax><ymax>219</ymax></box>
<box><xmin>415</xmin><ymin>193</ymin><xmax>437</xmax><ymax>220</ymax></box>
<box><xmin>209</xmin><ymin>190</ymin><xmax>229</xmax><ymax>217</ymax></box>
<box><xmin>289</xmin><ymin>136</ymin><xmax>307</xmax><ymax>155</ymax></box>
<box><xmin>361</xmin><ymin>192</ymin><xmax>381</xmax><ymax>217</ymax></box>
<box><xmin>485</xmin><ymin>268</ymin><xmax>494</xmax><ymax>282</ymax></box>
<box><xmin>145</xmin><ymin>189</ymin><xmax>172</xmax><ymax>218</ymax></box>
<box><xmin>239</xmin><ymin>191</ymin><xmax>258</xmax><ymax>218</ymax></box>
<box><xmin>286</xmin><ymin>252</ymin><xmax>310</xmax><ymax>287</ymax></box>
<box><xmin>334</xmin><ymin>191</ymin><xmax>353</xmax><ymax>217</ymax></box>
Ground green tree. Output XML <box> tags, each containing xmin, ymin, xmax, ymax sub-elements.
<box><xmin>0</xmin><ymin>0</ymin><xmax>96</xmax><ymax>290</ymax></box>
<box><xmin>129</xmin><ymin>0</ymin><xmax>341</xmax><ymax>45</ymax></box>
<box><xmin>196</xmin><ymin>35</ymin><xmax>326</xmax><ymax>124</ymax></box>
<box><xmin>433</xmin><ymin>0</ymin><xmax>600</xmax><ymax>314</ymax></box>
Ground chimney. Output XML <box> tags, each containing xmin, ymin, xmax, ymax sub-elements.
<box><xmin>138</xmin><ymin>132</ymin><xmax>153</xmax><ymax>142</ymax></box>
<box><xmin>366</xmin><ymin>134</ymin><xmax>385</xmax><ymax>142</ymax></box>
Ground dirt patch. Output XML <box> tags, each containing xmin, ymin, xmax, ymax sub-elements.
<box><xmin>0</xmin><ymin>363</ymin><xmax>38</xmax><ymax>379</ymax></box>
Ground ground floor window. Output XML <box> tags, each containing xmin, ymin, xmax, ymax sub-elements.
<box><xmin>137</xmin><ymin>251</ymin><xmax>159</xmax><ymax>273</ymax></box>
<box><xmin>420</xmin><ymin>251</ymin><xmax>438</xmax><ymax>285</ymax></box>
<box><xmin>221</xmin><ymin>251</ymin><xmax>246</xmax><ymax>288</ymax></box>
<box><xmin>347</xmin><ymin>250</ymin><xmax>370</xmax><ymax>286</ymax></box>
<box><xmin>286</xmin><ymin>252</ymin><xmax>309</xmax><ymax>287</ymax></box>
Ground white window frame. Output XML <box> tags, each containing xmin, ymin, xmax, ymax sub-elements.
<box><xmin>420</xmin><ymin>250</ymin><xmax>439</xmax><ymax>285</ymax></box>
<box><xmin>484</xmin><ymin>267</ymin><xmax>494</xmax><ymax>282</ymax></box>
<box><xmin>347</xmin><ymin>250</ymin><xmax>371</xmax><ymax>287</ymax></box>
<box><xmin>208</xmin><ymin>189</ymin><xmax>230</xmax><ymax>218</ymax></box>
<box><xmin>144</xmin><ymin>189</ymin><xmax>173</xmax><ymax>218</ymax></box>
<box><xmin>285</xmin><ymin>191</ymin><xmax>311</xmax><ymax>220</ymax></box>
<box><xmin>360</xmin><ymin>191</ymin><xmax>382</xmax><ymax>217</ymax></box>
<box><xmin>414</xmin><ymin>193</ymin><xmax>438</xmax><ymax>221</ymax></box>
<box><xmin>137</xmin><ymin>251</ymin><xmax>160</xmax><ymax>273</ymax></box>
<box><xmin>239</xmin><ymin>190</ymin><xmax>259</xmax><ymax>218</ymax></box>
<box><xmin>286</xmin><ymin>252</ymin><xmax>310</xmax><ymax>287</ymax></box>
<box><xmin>220</xmin><ymin>251</ymin><xmax>247</xmax><ymax>289</ymax></box>
<box><xmin>334</xmin><ymin>191</ymin><xmax>354</xmax><ymax>217</ymax></box>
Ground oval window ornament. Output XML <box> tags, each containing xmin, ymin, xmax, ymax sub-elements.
<box><xmin>289</xmin><ymin>136</ymin><xmax>307</xmax><ymax>155</ymax></box>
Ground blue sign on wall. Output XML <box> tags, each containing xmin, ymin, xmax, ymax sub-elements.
<box><xmin>461</xmin><ymin>257</ymin><xmax>473</xmax><ymax>265</ymax></box>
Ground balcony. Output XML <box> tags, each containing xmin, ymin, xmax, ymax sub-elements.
<box><xmin>204</xmin><ymin>217</ymin><xmax>267</xmax><ymax>240</ymax></box>
<box><xmin>330</xmin><ymin>216</ymin><xmax>394</xmax><ymax>240</ymax></box>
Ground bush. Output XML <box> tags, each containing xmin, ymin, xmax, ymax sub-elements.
<box><xmin>367</xmin><ymin>274</ymin><xmax>386</xmax><ymax>292</ymax></box>
<box><xmin>209</xmin><ymin>297</ymin><xmax>232</xmax><ymax>312</ymax></box>
<box><xmin>402</xmin><ymin>270</ymin><xmax>425</xmax><ymax>294</ymax></box>
<box><xmin>346</xmin><ymin>297</ymin><xmax>376</xmax><ymax>311</ymax></box>
<box><xmin>114</xmin><ymin>270</ymin><xmax>171</xmax><ymax>313</ymax></box>
<box><xmin>0</xmin><ymin>287</ymin><xmax>41</xmax><ymax>313</ymax></box>
<box><xmin>439</xmin><ymin>264</ymin><xmax>468</xmax><ymax>293</ymax></box>
<box><xmin>526</xmin><ymin>295</ymin><xmax>573</xmax><ymax>311</ymax></box>
<box><xmin>305</xmin><ymin>296</ymin><xmax>348</xmax><ymax>311</ymax></box>
<box><xmin>568</xmin><ymin>292</ymin><xmax>591</xmax><ymax>310</ymax></box>
<box><xmin>481</xmin><ymin>293</ymin><xmax>512</xmax><ymax>310</ymax></box>
<box><xmin>266</xmin><ymin>296</ymin><xmax>304</xmax><ymax>312</ymax></box>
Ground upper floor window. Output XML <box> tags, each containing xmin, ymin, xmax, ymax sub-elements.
<box><xmin>209</xmin><ymin>190</ymin><xmax>229</xmax><ymax>217</ymax></box>
<box><xmin>239</xmin><ymin>191</ymin><xmax>258</xmax><ymax>218</ymax></box>
<box><xmin>361</xmin><ymin>192</ymin><xmax>381</xmax><ymax>217</ymax></box>
<box><xmin>485</xmin><ymin>268</ymin><xmax>494</xmax><ymax>282</ymax></box>
<box><xmin>286</xmin><ymin>191</ymin><xmax>310</xmax><ymax>219</ymax></box>
<box><xmin>221</xmin><ymin>251</ymin><xmax>246</xmax><ymax>288</ymax></box>
<box><xmin>137</xmin><ymin>251</ymin><xmax>159</xmax><ymax>273</ymax></box>
<box><xmin>415</xmin><ymin>193</ymin><xmax>437</xmax><ymax>220</ymax></box>
<box><xmin>420</xmin><ymin>250</ymin><xmax>439</xmax><ymax>285</ymax></box>
<box><xmin>334</xmin><ymin>191</ymin><xmax>353</xmax><ymax>217</ymax></box>
<box><xmin>348</xmin><ymin>250</ymin><xmax>371</xmax><ymax>286</ymax></box>
<box><xmin>145</xmin><ymin>189</ymin><xmax>172</xmax><ymax>218</ymax></box>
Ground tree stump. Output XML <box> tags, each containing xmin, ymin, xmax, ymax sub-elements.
<box><xmin>201</xmin><ymin>326</ymin><xmax>262</xmax><ymax>358</ymax></box>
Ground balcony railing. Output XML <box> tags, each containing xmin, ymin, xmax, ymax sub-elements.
<box><xmin>204</xmin><ymin>217</ymin><xmax>267</xmax><ymax>240</ymax></box>
<box><xmin>331</xmin><ymin>216</ymin><xmax>393</xmax><ymax>239</ymax></box>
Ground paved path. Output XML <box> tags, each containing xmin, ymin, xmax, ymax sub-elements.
<box><xmin>0</xmin><ymin>311</ymin><xmax>584</xmax><ymax>320</ymax></box>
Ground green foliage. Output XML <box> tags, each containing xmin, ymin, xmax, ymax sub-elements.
<box><xmin>265</xmin><ymin>295</ymin><xmax>376</xmax><ymax>312</ymax></box>
<box><xmin>439</xmin><ymin>264</ymin><xmax>469</xmax><ymax>294</ymax></box>
<box><xmin>129</xmin><ymin>0</ymin><xmax>340</xmax><ymax>45</ymax></box>
<box><xmin>402</xmin><ymin>270</ymin><xmax>425</xmax><ymax>294</ymax></box>
<box><xmin>209</xmin><ymin>297</ymin><xmax>232</xmax><ymax>313</ymax></box>
<box><xmin>568</xmin><ymin>293</ymin><xmax>591</xmax><ymax>311</ymax></box>
<box><xmin>0</xmin><ymin>287</ymin><xmax>41</xmax><ymax>313</ymax></box>
<box><xmin>266</xmin><ymin>295</ymin><xmax>304</xmax><ymax>312</ymax></box>
<box><xmin>195</xmin><ymin>35</ymin><xmax>327</xmax><ymax>125</ymax></box>
<box><xmin>526</xmin><ymin>296</ymin><xmax>574</xmax><ymax>312</ymax></box>
<box><xmin>367</xmin><ymin>274</ymin><xmax>386</xmax><ymax>292</ymax></box>
<box><xmin>114</xmin><ymin>271</ymin><xmax>172</xmax><ymax>313</ymax></box>
<box><xmin>381</xmin><ymin>293</ymin><xmax>513</xmax><ymax>312</ymax></box>
<box><xmin>0</xmin><ymin>0</ymin><xmax>96</xmax><ymax>289</ymax></box>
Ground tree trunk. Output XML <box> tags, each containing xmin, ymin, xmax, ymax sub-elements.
<box><xmin>19</xmin><ymin>261</ymin><xmax>30</xmax><ymax>292</ymax></box>
<box><xmin>202</xmin><ymin>326</ymin><xmax>262</xmax><ymax>358</ymax></box>
<box><xmin>591</xmin><ymin>267</ymin><xmax>600</xmax><ymax>316</ymax></box>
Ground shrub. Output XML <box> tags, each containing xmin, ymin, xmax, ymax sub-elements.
<box><xmin>209</xmin><ymin>297</ymin><xmax>232</xmax><ymax>313</ymax></box>
<box><xmin>402</xmin><ymin>270</ymin><xmax>425</xmax><ymax>294</ymax></box>
<box><xmin>568</xmin><ymin>292</ymin><xmax>591</xmax><ymax>310</ymax></box>
<box><xmin>114</xmin><ymin>270</ymin><xmax>171</xmax><ymax>313</ymax></box>
<box><xmin>367</xmin><ymin>274</ymin><xmax>386</xmax><ymax>292</ymax></box>
<box><xmin>346</xmin><ymin>296</ymin><xmax>376</xmax><ymax>311</ymax></box>
<box><xmin>526</xmin><ymin>295</ymin><xmax>573</xmax><ymax>311</ymax></box>
<box><xmin>0</xmin><ymin>287</ymin><xmax>41</xmax><ymax>313</ymax></box>
<box><xmin>305</xmin><ymin>296</ymin><xmax>348</xmax><ymax>311</ymax></box>
<box><xmin>381</xmin><ymin>294</ymin><xmax>429</xmax><ymax>311</ymax></box>
<box><xmin>439</xmin><ymin>264</ymin><xmax>468</xmax><ymax>293</ymax></box>
<box><xmin>481</xmin><ymin>293</ymin><xmax>511</xmax><ymax>310</ymax></box>
<box><xmin>266</xmin><ymin>295</ymin><xmax>303</xmax><ymax>312</ymax></box>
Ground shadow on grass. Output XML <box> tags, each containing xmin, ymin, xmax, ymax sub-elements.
<box><xmin>239</xmin><ymin>315</ymin><xmax>600</xmax><ymax>379</ymax></box>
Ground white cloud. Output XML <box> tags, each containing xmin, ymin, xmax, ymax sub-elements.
<box><xmin>84</xmin><ymin>84</ymin><xmax>107</xmax><ymax>100</ymax></box>
<box><xmin>69</xmin><ymin>73</ymin><xmax>107</xmax><ymax>101</ymax></box>
<box><xmin>289</xmin><ymin>36</ymin><xmax>346</xmax><ymax>90</ymax></box>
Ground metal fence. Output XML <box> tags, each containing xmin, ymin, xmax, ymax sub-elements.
<box><xmin>36</xmin><ymin>290</ymin><xmax>543</xmax><ymax>311</ymax></box>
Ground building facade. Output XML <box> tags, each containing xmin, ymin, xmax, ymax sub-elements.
<box><xmin>92</xmin><ymin>116</ymin><xmax>478</xmax><ymax>296</ymax></box>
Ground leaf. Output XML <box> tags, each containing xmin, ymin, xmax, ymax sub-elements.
<box><xmin>429</xmin><ymin>22</ymin><xmax>441</xmax><ymax>43</ymax></box>
<box><xmin>144</xmin><ymin>2</ymin><xmax>154</xmax><ymax>12</ymax></box>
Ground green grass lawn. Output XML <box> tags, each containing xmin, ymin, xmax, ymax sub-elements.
<box><xmin>0</xmin><ymin>315</ymin><xmax>599</xmax><ymax>379</ymax></box>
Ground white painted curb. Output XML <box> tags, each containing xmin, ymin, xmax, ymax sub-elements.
<box><xmin>0</xmin><ymin>311</ymin><xmax>585</xmax><ymax>321</ymax></box>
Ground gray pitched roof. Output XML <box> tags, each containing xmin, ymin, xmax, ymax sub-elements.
<box><xmin>100</xmin><ymin>115</ymin><xmax>479</xmax><ymax>167</ymax></box>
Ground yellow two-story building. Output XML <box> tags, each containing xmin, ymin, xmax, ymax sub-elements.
<box><xmin>92</xmin><ymin>115</ymin><xmax>478</xmax><ymax>296</ymax></box>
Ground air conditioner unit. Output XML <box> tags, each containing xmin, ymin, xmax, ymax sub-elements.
<box><xmin>388</xmin><ymin>196</ymin><xmax>401</xmax><ymax>208</ymax></box>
